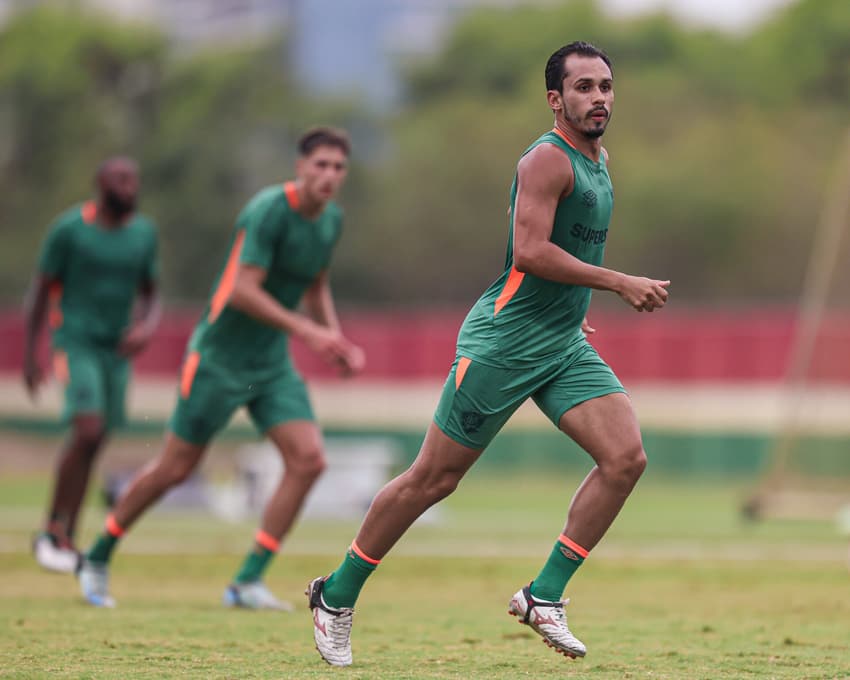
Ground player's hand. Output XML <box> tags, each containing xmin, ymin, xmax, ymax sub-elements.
<box><xmin>300</xmin><ymin>322</ymin><xmax>352</xmax><ymax>366</ymax></box>
<box><xmin>23</xmin><ymin>354</ymin><xmax>45</xmax><ymax>400</ymax></box>
<box><xmin>581</xmin><ymin>317</ymin><xmax>596</xmax><ymax>335</ymax></box>
<box><xmin>617</xmin><ymin>275</ymin><xmax>670</xmax><ymax>313</ymax></box>
<box><xmin>336</xmin><ymin>342</ymin><xmax>366</xmax><ymax>378</ymax></box>
<box><xmin>119</xmin><ymin>324</ymin><xmax>154</xmax><ymax>357</ymax></box>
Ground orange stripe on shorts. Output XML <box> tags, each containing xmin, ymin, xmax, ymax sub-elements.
<box><xmin>53</xmin><ymin>351</ymin><xmax>69</xmax><ymax>385</ymax></box>
<box><xmin>455</xmin><ymin>356</ymin><xmax>471</xmax><ymax>390</ymax></box>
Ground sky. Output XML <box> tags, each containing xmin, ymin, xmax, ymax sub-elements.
<box><xmin>602</xmin><ymin>0</ymin><xmax>796</xmax><ymax>31</ymax></box>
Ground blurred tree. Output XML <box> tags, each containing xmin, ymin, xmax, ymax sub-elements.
<box><xmin>1</xmin><ymin>0</ymin><xmax>848</xmax><ymax>308</ymax></box>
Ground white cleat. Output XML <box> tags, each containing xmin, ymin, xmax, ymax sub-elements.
<box><xmin>306</xmin><ymin>576</ymin><xmax>354</xmax><ymax>667</ymax></box>
<box><xmin>78</xmin><ymin>559</ymin><xmax>116</xmax><ymax>608</ymax></box>
<box><xmin>222</xmin><ymin>581</ymin><xmax>293</xmax><ymax>611</ymax></box>
<box><xmin>33</xmin><ymin>533</ymin><xmax>80</xmax><ymax>574</ymax></box>
<box><xmin>508</xmin><ymin>583</ymin><xmax>586</xmax><ymax>659</ymax></box>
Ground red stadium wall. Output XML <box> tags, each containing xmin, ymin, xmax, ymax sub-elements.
<box><xmin>1</xmin><ymin>309</ymin><xmax>849</xmax><ymax>383</ymax></box>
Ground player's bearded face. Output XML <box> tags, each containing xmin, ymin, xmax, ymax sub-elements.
<box><xmin>558</xmin><ymin>56</ymin><xmax>614</xmax><ymax>140</ymax></box>
<box><xmin>103</xmin><ymin>187</ymin><xmax>137</xmax><ymax>216</ymax></box>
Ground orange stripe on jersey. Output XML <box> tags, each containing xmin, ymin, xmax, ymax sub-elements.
<box><xmin>455</xmin><ymin>356</ymin><xmax>471</xmax><ymax>391</ymax></box>
<box><xmin>81</xmin><ymin>201</ymin><xmax>97</xmax><ymax>224</ymax></box>
<box><xmin>179</xmin><ymin>351</ymin><xmax>201</xmax><ymax>399</ymax></box>
<box><xmin>494</xmin><ymin>266</ymin><xmax>525</xmax><ymax>317</ymax></box>
<box><xmin>53</xmin><ymin>351</ymin><xmax>69</xmax><ymax>385</ymax></box>
<box><xmin>208</xmin><ymin>230</ymin><xmax>245</xmax><ymax>323</ymax></box>
<box><xmin>283</xmin><ymin>181</ymin><xmax>300</xmax><ymax>211</ymax></box>
<box><xmin>551</xmin><ymin>127</ymin><xmax>578</xmax><ymax>150</ymax></box>
<box><xmin>47</xmin><ymin>282</ymin><xmax>63</xmax><ymax>329</ymax></box>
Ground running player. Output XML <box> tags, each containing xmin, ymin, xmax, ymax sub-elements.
<box><xmin>78</xmin><ymin>127</ymin><xmax>365</xmax><ymax>609</ymax></box>
<box><xmin>25</xmin><ymin>157</ymin><xmax>161</xmax><ymax>573</ymax></box>
<box><xmin>307</xmin><ymin>42</ymin><xmax>670</xmax><ymax>666</ymax></box>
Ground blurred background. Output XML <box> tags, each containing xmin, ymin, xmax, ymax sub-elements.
<box><xmin>0</xmin><ymin>0</ymin><xmax>849</xmax><ymax>560</ymax></box>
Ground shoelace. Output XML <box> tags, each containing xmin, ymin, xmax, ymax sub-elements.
<box><xmin>329</xmin><ymin>610</ymin><xmax>353</xmax><ymax>650</ymax></box>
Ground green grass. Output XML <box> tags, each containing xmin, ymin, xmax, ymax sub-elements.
<box><xmin>1</xmin><ymin>463</ymin><xmax>849</xmax><ymax>678</ymax></box>
<box><xmin>1</xmin><ymin>555</ymin><xmax>848</xmax><ymax>679</ymax></box>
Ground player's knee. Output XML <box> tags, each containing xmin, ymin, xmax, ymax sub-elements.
<box><xmin>288</xmin><ymin>448</ymin><xmax>327</xmax><ymax>480</ymax></box>
<box><xmin>73</xmin><ymin>421</ymin><xmax>107</xmax><ymax>455</ymax></box>
<box><xmin>614</xmin><ymin>442</ymin><xmax>647</xmax><ymax>487</ymax></box>
<box><xmin>415</xmin><ymin>468</ymin><xmax>461</xmax><ymax>504</ymax></box>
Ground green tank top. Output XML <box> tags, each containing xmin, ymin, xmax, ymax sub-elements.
<box><xmin>189</xmin><ymin>182</ymin><xmax>343</xmax><ymax>378</ymax></box>
<box><xmin>456</xmin><ymin>129</ymin><xmax>614</xmax><ymax>367</ymax></box>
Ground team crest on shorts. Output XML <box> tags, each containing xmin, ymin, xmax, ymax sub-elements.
<box><xmin>461</xmin><ymin>411</ymin><xmax>485</xmax><ymax>434</ymax></box>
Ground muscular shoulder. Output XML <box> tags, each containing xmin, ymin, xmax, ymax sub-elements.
<box><xmin>517</xmin><ymin>142</ymin><xmax>574</xmax><ymax>196</ymax></box>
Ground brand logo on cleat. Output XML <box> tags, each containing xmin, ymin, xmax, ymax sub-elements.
<box><xmin>533</xmin><ymin>611</ymin><xmax>558</xmax><ymax>627</ymax></box>
<box><xmin>313</xmin><ymin>608</ymin><xmax>327</xmax><ymax>636</ymax></box>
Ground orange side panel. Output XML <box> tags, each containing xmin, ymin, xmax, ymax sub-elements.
<box><xmin>208</xmin><ymin>231</ymin><xmax>245</xmax><ymax>323</ymax></box>
<box><xmin>493</xmin><ymin>266</ymin><xmax>525</xmax><ymax>317</ymax></box>
<box><xmin>53</xmin><ymin>351</ymin><xmax>69</xmax><ymax>384</ymax></box>
<box><xmin>179</xmin><ymin>351</ymin><xmax>201</xmax><ymax>399</ymax></box>
<box><xmin>48</xmin><ymin>282</ymin><xmax>63</xmax><ymax>329</ymax></box>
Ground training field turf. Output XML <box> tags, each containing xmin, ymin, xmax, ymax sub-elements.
<box><xmin>1</xmin><ymin>438</ymin><xmax>849</xmax><ymax>679</ymax></box>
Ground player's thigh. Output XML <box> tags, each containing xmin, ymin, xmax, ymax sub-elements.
<box><xmin>168</xmin><ymin>352</ymin><xmax>243</xmax><ymax>446</ymax></box>
<box><xmin>532</xmin><ymin>343</ymin><xmax>627</xmax><ymax>435</ymax></box>
<box><xmin>557</xmin><ymin>391</ymin><xmax>643</xmax><ymax>467</ymax></box>
<box><xmin>54</xmin><ymin>345</ymin><xmax>106</xmax><ymax>421</ymax></box>
<box><xmin>102</xmin><ymin>352</ymin><xmax>130</xmax><ymax>430</ymax></box>
<box><xmin>433</xmin><ymin>356</ymin><xmax>528</xmax><ymax>450</ymax></box>
<box><xmin>247</xmin><ymin>370</ymin><xmax>315</xmax><ymax>435</ymax></box>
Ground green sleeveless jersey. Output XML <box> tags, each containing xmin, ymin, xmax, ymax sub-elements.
<box><xmin>37</xmin><ymin>201</ymin><xmax>159</xmax><ymax>349</ymax></box>
<box><xmin>188</xmin><ymin>182</ymin><xmax>343</xmax><ymax>378</ymax></box>
<box><xmin>456</xmin><ymin>129</ymin><xmax>614</xmax><ymax>367</ymax></box>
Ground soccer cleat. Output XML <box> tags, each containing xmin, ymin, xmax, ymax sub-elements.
<box><xmin>33</xmin><ymin>533</ymin><xmax>80</xmax><ymax>574</ymax></box>
<box><xmin>77</xmin><ymin>559</ymin><xmax>116</xmax><ymax>608</ymax></box>
<box><xmin>306</xmin><ymin>576</ymin><xmax>354</xmax><ymax>667</ymax></box>
<box><xmin>222</xmin><ymin>581</ymin><xmax>294</xmax><ymax>611</ymax></box>
<box><xmin>508</xmin><ymin>583</ymin><xmax>586</xmax><ymax>659</ymax></box>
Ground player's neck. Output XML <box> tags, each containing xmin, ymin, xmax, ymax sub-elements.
<box><xmin>293</xmin><ymin>183</ymin><xmax>327</xmax><ymax>220</ymax></box>
<box><xmin>553</xmin><ymin>120</ymin><xmax>603</xmax><ymax>162</ymax></box>
<box><xmin>95</xmin><ymin>201</ymin><xmax>133</xmax><ymax>228</ymax></box>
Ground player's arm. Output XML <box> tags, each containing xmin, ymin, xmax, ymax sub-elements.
<box><xmin>228</xmin><ymin>264</ymin><xmax>355</xmax><ymax>367</ymax></box>
<box><xmin>23</xmin><ymin>274</ymin><xmax>54</xmax><ymax>398</ymax></box>
<box><xmin>302</xmin><ymin>270</ymin><xmax>365</xmax><ymax>376</ymax></box>
<box><xmin>512</xmin><ymin>144</ymin><xmax>669</xmax><ymax>312</ymax></box>
<box><xmin>119</xmin><ymin>280</ymin><xmax>162</xmax><ymax>357</ymax></box>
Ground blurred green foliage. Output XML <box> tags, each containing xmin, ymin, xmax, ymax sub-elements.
<box><xmin>1</xmin><ymin>0</ymin><xmax>848</xmax><ymax>307</ymax></box>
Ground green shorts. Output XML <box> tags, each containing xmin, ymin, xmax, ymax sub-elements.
<box><xmin>169</xmin><ymin>351</ymin><xmax>314</xmax><ymax>446</ymax></box>
<box><xmin>53</xmin><ymin>343</ymin><xmax>130</xmax><ymax>429</ymax></box>
<box><xmin>434</xmin><ymin>341</ymin><xmax>625</xmax><ymax>449</ymax></box>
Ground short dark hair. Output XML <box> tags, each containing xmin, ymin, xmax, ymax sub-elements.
<box><xmin>297</xmin><ymin>126</ymin><xmax>351</xmax><ymax>157</ymax></box>
<box><xmin>545</xmin><ymin>41</ymin><xmax>612</xmax><ymax>92</ymax></box>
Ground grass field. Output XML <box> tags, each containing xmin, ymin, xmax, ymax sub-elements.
<box><xmin>1</xmin><ymin>435</ymin><xmax>849</xmax><ymax>679</ymax></box>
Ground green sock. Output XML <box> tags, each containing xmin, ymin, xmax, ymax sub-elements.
<box><xmin>86</xmin><ymin>532</ymin><xmax>120</xmax><ymax>564</ymax></box>
<box><xmin>529</xmin><ymin>536</ymin><xmax>587</xmax><ymax>602</ymax></box>
<box><xmin>233</xmin><ymin>546</ymin><xmax>275</xmax><ymax>584</ymax></box>
<box><xmin>321</xmin><ymin>545</ymin><xmax>379</xmax><ymax>609</ymax></box>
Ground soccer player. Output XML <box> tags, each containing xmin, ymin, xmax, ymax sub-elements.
<box><xmin>78</xmin><ymin>127</ymin><xmax>365</xmax><ymax>610</ymax></box>
<box><xmin>25</xmin><ymin>157</ymin><xmax>161</xmax><ymax>573</ymax></box>
<box><xmin>307</xmin><ymin>42</ymin><xmax>670</xmax><ymax>666</ymax></box>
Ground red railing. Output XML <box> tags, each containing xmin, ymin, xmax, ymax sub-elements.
<box><xmin>2</xmin><ymin>308</ymin><xmax>849</xmax><ymax>383</ymax></box>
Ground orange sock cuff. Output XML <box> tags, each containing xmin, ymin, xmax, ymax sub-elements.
<box><xmin>558</xmin><ymin>534</ymin><xmax>589</xmax><ymax>559</ymax></box>
<box><xmin>105</xmin><ymin>514</ymin><xmax>125</xmax><ymax>538</ymax></box>
<box><xmin>255</xmin><ymin>529</ymin><xmax>280</xmax><ymax>553</ymax></box>
<box><xmin>350</xmin><ymin>539</ymin><xmax>381</xmax><ymax>565</ymax></box>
